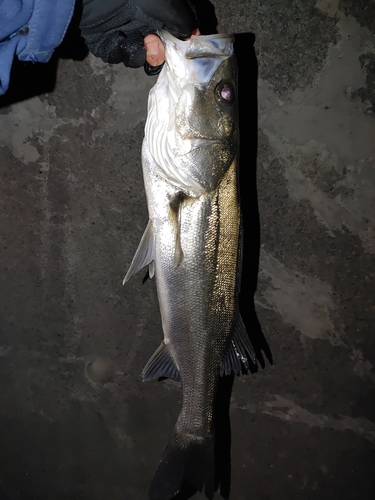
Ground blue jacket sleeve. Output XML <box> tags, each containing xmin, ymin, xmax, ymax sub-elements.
<box><xmin>0</xmin><ymin>0</ymin><xmax>76</xmax><ymax>94</ymax></box>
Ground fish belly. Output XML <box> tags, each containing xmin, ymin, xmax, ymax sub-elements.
<box><xmin>142</xmin><ymin>140</ymin><xmax>240</xmax><ymax>442</ymax></box>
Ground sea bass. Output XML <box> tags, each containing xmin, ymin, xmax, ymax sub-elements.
<box><xmin>124</xmin><ymin>31</ymin><xmax>256</xmax><ymax>500</ymax></box>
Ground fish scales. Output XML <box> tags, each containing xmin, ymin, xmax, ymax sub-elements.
<box><xmin>176</xmin><ymin>163</ymin><xmax>240</xmax><ymax>440</ymax></box>
<box><xmin>124</xmin><ymin>30</ymin><xmax>256</xmax><ymax>500</ymax></box>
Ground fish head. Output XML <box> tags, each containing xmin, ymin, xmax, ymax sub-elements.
<box><xmin>145</xmin><ymin>31</ymin><xmax>239</xmax><ymax>195</ymax></box>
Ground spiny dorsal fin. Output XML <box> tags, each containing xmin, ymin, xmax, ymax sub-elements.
<box><xmin>142</xmin><ymin>341</ymin><xmax>180</xmax><ymax>382</ymax></box>
<box><xmin>123</xmin><ymin>220</ymin><xmax>155</xmax><ymax>284</ymax></box>
<box><xmin>220</xmin><ymin>314</ymin><xmax>257</xmax><ymax>376</ymax></box>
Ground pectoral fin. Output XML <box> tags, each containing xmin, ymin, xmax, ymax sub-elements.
<box><xmin>169</xmin><ymin>193</ymin><xmax>185</xmax><ymax>269</ymax></box>
<box><xmin>123</xmin><ymin>220</ymin><xmax>155</xmax><ymax>284</ymax></box>
<box><xmin>142</xmin><ymin>341</ymin><xmax>181</xmax><ymax>382</ymax></box>
<box><xmin>220</xmin><ymin>314</ymin><xmax>257</xmax><ymax>376</ymax></box>
<box><xmin>149</xmin><ymin>260</ymin><xmax>155</xmax><ymax>279</ymax></box>
<box><xmin>173</xmin><ymin>227</ymin><xmax>184</xmax><ymax>268</ymax></box>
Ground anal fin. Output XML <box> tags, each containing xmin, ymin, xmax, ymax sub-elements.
<box><xmin>142</xmin><ymin>341</ymin><xmax>180</xmax><ymax>382</ymax></box>
<box><xmin>220</xmin><ymin>313</ymin><xmax>257</xmax><ymax>376</ymax></box>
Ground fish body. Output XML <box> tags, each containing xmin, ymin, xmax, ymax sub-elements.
<box><xmin>124</xmin><ymin>31</ymin><xmax>256</xmax><ymax>499</ymax></box>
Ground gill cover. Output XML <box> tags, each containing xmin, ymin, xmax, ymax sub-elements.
<box><xmin>144</xmin><ymin>31</ymin><xmax>237</xmax><ymax>196</ymax></box>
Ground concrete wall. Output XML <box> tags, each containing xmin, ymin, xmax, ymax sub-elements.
<box><xmin>0</xmin><ymin>1</ymin><xmax>374</xmax><ymax>499</ymax></box>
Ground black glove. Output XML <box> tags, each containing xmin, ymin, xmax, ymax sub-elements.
<box><xmin>80</xmin><ymin>0</ymin><xmax>197</xmax><ymax>68</ymax></box>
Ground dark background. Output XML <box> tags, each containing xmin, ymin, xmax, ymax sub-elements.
<box><xmin>1</xmin><ymin>1</ymin><xmax>374</xmax><ymax>499</ymax></box>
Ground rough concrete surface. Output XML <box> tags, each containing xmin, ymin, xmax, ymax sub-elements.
<box><xmin>0</xmin><ymin>1</ymin><xmax>374</xmax><ymax>499</ymax></box>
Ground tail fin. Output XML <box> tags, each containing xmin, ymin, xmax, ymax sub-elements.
<box><xmin>149</xmin><ymin>434</ymin><xmax>214</xmax><ymax>500</ymax></box>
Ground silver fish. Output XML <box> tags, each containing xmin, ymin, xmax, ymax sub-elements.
<box><xmin>124</xmin><ymin>31</ymin><xmax>256</xmax><ymax>500</ymax></box>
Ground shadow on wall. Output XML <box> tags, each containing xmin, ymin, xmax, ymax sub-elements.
<box><xmin>236</xmin><ymin>32</ymin><xmax>273</xmax><ymax>371</ymax></box>
<box><xmin>0</xmin><ymin>2</ymin><xmax>88</xmax><ymax>108</ymax></box>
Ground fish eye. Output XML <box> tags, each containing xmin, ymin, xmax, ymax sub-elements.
<box><xmin>215</xmin><ymin>81</ymin><xmax>235</xmax><ymax>104</ymax></box>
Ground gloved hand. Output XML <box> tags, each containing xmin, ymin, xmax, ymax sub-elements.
<box><xmin>80</xmin><ymin>0</ymin><xmax>197</xmax><ymax>69</ymax></box>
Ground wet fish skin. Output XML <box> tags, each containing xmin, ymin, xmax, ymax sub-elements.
<box><xmin>124</xmin><ymin>31</ymin><xmax>256</xmax><ymax>499</ymax></box>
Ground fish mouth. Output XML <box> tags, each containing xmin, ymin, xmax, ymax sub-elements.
<box><xmin>158</xmin><ymin>30</ymin><xmax>234</xmax><ymax>60</ymax></box>
<box><xmin>158</xmin><ymin>30</ymin><xmax>234</xmax><ymax>86</ymax></box>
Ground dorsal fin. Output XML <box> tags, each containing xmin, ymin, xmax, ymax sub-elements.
<box><xmin>221</xmin><ymin>313</ymin><xmax>257</xmax><ymax>376</ymax></box>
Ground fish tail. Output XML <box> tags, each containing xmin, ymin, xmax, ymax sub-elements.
<box><xmin>149</xmin><ymin>433</ymin><xmax>215</xmax><ymax>500</ymax></box>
